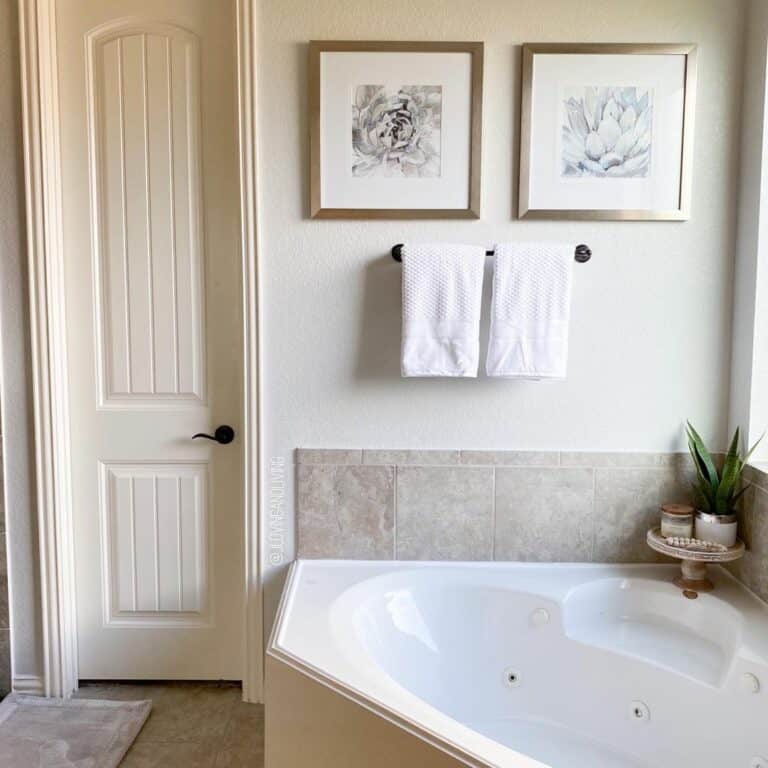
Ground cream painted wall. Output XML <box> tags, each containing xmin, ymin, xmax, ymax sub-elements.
<box><xmin>256</xmin><ymin>0</ymin><xmax>748</xmax><ymax>620</ymax></box>
<box><xmin>729</xmin><ymin>0</ymin><xmax>768</xmax><ymax>456</ymax></box>
<box><xmin>0</xmin><ymin>0</ymin><xmax>44</xmax><ymax>683</ymax></box>
<box><xmin>0</xmin><ymin>0</ymin><xmax>753</xmax><ymax>680</ymax></box>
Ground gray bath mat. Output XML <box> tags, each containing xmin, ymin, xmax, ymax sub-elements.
<box><xmin>0</xmin><ymin>693</ymin><xmax>151</xmax><ymax>767</ymax></box>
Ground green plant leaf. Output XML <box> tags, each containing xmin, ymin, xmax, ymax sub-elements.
<box><xmin>742</xmin><ymin>431</ymin><xmax>765</xmax><ymax>467</ymax></box>
<box><xmin>732</xmin><ymin>484</ymin><xmax>750</xmax><ymax>507</ymax></box>
<box><xmin>690</xmin><ymin>481</ymin><xmax>711</xmax><ymax>513</ymax></box>
<box><xmin>689</xmin><ymin>435</ymin><xmax>719</xmax><ymax>502</ymax></box>
<box><xmin>684</xmin><ymin>421</ymin><xmax>762</xmax><ymax>514</ymax></box>
<box><xmin>687</xmin><ymin>436</ymin><xmax>713</xmax><ymax>486</ymax></box>
<box><xmin>686</xmin><ymin>421</ymin><xmax>719</xmax><ymax>489</ymax></box>
<box><xmin>687</xmin><ymin>437</ymin><xmax>705</xmax><ymax>476</ymax></box>
<box><xmin>686</xmin><ymin>420</ymin><xmax>724</xmax><ymax>513</ymax></box>
<box><xmin>688</xmin><ymin>452</ymin><xmax>716</xmax><ymax>512</ymax></box>
<box><xmin>717</xmin><ymin>428</ymin><xmax>742</xmax><ymax>512</ymax></box>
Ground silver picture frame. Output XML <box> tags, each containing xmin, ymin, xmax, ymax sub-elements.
<box><xmin>519</xmin><ymin>43</ymin><xmax>698</xmax><ymax>221</ymax></box>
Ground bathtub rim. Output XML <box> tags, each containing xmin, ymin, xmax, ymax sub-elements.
<box><xmin>268</xmin><ymin>560</ymin><xmax>497</xmax><ymax>768</ymax></box>
<box><xmin>267</xmin><ymin>560</ymin><xmax>768</xmax><ymax>768</ymax></box>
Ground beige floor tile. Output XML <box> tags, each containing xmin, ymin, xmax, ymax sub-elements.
<box><xmin>120</xmin><ymin>740</ymin><xmax>217</xmax><ymax>768</ymax></box>
<box><xmin>72</xmin><ymin>684</ymin><xmax>114</xmax><ymax>699</ymax></box>
<box><xmin>214</xmin><ymin>747</ymin><xmax>264</xmax><ymax>767</ymax></box>
<box><xmin>72</xmin><ymin>681</ymin><xmax>262</xmax><ymax>765</ymax></box>
<box><xmin>221</xmin><ymin>702</ymin><xmax>264</xmax><ymax>753</ymax></box>
<box><xmin>75</xmin><ymin>683</ymin><xmax>169</xmax><ymax>702</ymax></box>
<box><xmin>137</xmin><ymin>684</ymin><xmax>241</xmax><ymax>744</ymax></box>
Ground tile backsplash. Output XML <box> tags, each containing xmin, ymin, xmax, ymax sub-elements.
<box><xmin>726</xmin><ymin>464</ymin><xmax>768</xmax><ymax>604</ymax></box>
<box><xmin>298</xmin><ymin>448</ymin><xmax>768</xmax><ymax>605</ymax></box>
<box><xmin>0</xmin><ymin>439</ymin><xmax>9</xmax><ymax>695</ymax></box>
<box><xmin>296</xmin><ymin>449</ymin><xmax>699</xmax><ymax>566</ymax></box>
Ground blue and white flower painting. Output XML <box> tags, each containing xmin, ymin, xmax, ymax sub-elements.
<box><xmin>561</xmin><ymin>86</ymin><xmax>653</xmax><ymax>178</ymax></box>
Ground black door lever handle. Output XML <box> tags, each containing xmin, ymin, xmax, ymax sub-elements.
<box><xmin>192</xmin><ymin>425</ymin><xmax>235</xmax><ymax>445</ymax></box>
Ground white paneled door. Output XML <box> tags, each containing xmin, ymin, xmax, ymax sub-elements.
<box><xmin>57</xmin><ymin>1</ymin><xmax>244</xmax><ymax>679</ymax></box>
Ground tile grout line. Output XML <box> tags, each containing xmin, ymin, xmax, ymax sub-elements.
<box><xmin>491</xmin><ymin>467</ymin><xmax>497</xmax><ymax>561</ymax></box>
<box><xmin>393</xmin><ymin>465</ymin><xmax>398</xmax><ymax>560</ymax></box>
<box><xmin>590</xmin><ymin>467</ymin><xmax>597</xmax><ymax>563</ymax></box>
<box><xmin>303</xmin><ymin>454</ymin><xmax>718</xmax><ymax>567</ymax></box>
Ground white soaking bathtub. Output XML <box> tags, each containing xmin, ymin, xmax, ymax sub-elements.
<box><xmin>266</xmin><ymin>561</ymin><xmax>768</xmax><ymax>768</ymax></box>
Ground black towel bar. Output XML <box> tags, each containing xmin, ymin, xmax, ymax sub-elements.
<box><xmin>391</xmin><ymin>243</ymin><xmax>592</xmax><ymax>263</ymax></box>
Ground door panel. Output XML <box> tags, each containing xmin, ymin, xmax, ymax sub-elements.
<box><xmin>89</xmin><ymin>24</ymin><xmax>205</xmax><ymax>405</ymax></box>
<box><xmin>58</xmin><ymin>0</ymin><xmax>243</xmax><ymax>680</ymax></box>
<box><xmin>101</xmin><ymin>462</ymin><xmax>209</xmax><ymax>625</ymax></box>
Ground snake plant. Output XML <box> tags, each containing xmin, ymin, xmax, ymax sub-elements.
<box><xmin>686</xmin><ymin>421</ymin><xmax>761</xmax><ymax>516</ymax></box>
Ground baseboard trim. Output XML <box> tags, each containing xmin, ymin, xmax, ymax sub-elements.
<box><xmin>12</xmin><ymin>675</ymin><xmax>45</xmax><ymax>696</ymax></box>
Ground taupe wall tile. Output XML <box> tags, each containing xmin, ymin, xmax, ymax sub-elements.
<box><xmin>727</xmin><ymin>484</ymin><xmax>768</xmax><ymax>602</ymax></box>
<box><xmin>363</xmin><ymin>450</ymin><xmax>459</xmax><ymax>466</ymax></box>
<box><xmin>459</xmin><ymin>451</ymin><xmax>559</xmax><ymax>467</ymax></box>
<box><xmin>593</xmin><ymin>468</ymin><xmax>691</xmax><ymax>563</ymax></box>
<box><xmin>293</xmin><ymin>449</ymin><xmax>712</xmax><ymax>574</ymax></box>
<box><xmin>296</xmin><ymin>449</ymin><xmax>362</xmax><ymax>465</ymax></box>
<box><xmin>0</xmin><ymin>444</ymin><xmax>7</xmax><ymax>687</ymax></box>
<box><xmin>297</xmin><ymin>465</ymin><xmax>394</xmax><ymax>559</ymax></box>
<box><xmin>292</xmin><ymin>447</ymin><xmax>768</xmax><ymax>606</ymax></box>
<box><xmin>396</xmin><ymin>467</ymin><xmax>493</xmax><ymax>560</ymax></box>
<box><xmin>0</xmin><ymin>534</ymin><xmax>7</xmax><ymax>630</ymax></box>
<box><xmin>0</xmin><ymin>629</ymin><xmax>8</xmax><ymax>697</ymax></box>
<box><xmin>495</xmin><ymin>468</ymin><xmax>594</xmax><ymax>562</ymax></box>
<box><xmin>744</xmin><ymin>463</ymin><xmax>768</xmax><ymax>494</ymax></box>
<box><xmin>560</xmin><ymin>452</ymin><xmax>692</xmax><ymax>469</ymax></box>
<box><xmin>0</xmin><ymin>457</ymin><xmax>4</xmax><ymax>532</ymax></box>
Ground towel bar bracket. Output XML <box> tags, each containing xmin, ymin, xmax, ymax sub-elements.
<box><xmin>391</xmin><ymin>243</ymin><xmax>592</xmax><ymax>263</ymax></box>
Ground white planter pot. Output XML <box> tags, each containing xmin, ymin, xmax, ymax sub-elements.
<box><xmin>694</xmin><ymin>512</ymin><xmax>738</xmax><ymax>548</ymax></box>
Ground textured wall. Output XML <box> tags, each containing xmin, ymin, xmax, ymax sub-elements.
<box><xmin>257</xmin><ymin>0</ymin><xmax>748</xmax><ymax>621</ymax></box>
<box><xmin>729</xmin><ymin>0</ymin><xmax>768</xmax><ymax>456</ymax></box>
<box><xmin>0</xmin><ymin>0</ymin><xmax>756</xmax><ymax>681</ymax></box>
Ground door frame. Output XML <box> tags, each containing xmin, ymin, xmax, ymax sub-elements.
<box><xmin>17</xmin><ymin>0</ymin><xmax>263</xmax><ymax>702</ymax></box>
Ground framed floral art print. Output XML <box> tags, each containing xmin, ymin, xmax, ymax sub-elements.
<box><xmin>519</xmin><ymin>43</ymin><xmax>698</xmax><ymax>220</ymax></box>
<box><xmin>309</xmin><ymin>41</ymin><xmax>483</xmax><ymax>219</ymax></box>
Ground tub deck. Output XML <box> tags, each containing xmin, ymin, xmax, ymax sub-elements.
<box><xmin>267</xmin><ymin>561</ymin><xmax>768</xmax><ymax>768</ymax></box>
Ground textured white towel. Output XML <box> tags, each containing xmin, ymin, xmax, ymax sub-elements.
<box><xmin>401</xmin><ymin>243</ymin><xmax>486</xmax><ymax>377</ymax></box>
<box><xmin>486</xmin><ymin>243</ymin><xmax>574</xmax><ymax>379</ymax></box>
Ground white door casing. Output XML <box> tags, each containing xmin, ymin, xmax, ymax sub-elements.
<box><xmin>18</xmin><ymin>0</ymin><xmax>262</xmax><ymax>699</ymax></box>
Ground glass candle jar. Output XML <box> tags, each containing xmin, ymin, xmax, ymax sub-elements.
<box><xmin>660</xmin><ymin>504</ymin><xmax>695</xmax><ymax>538</ymax></box>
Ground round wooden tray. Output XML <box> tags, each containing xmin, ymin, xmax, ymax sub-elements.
<box><xmin>647</xmin><ymin>528</ymin><xmax>744</xmax><ymax>562</ymax></box>
<box><xmin>646</xmin><ymin>528</ymin><xmax>745</xmax><ymax>596</ymax></box>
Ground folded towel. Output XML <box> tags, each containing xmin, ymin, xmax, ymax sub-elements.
<box><xmin>401</xmin><ymin>243</ymin><xmax>486</xmax><ymax>377</ymax></box>
<box><xmin>486</xmin><ymin>243</ymin><xmax>574</xmax><ymax>379</ymax></box>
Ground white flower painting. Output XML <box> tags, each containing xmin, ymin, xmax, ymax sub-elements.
<box><xmin>352</xmin><ymin>85</ymin><xmax>442</xmax><ymax>178</ymax></box>
<box><xmin>561</xmin><ymin>86</ymin><xmax>653</xmax><ymax>178</ymax></box>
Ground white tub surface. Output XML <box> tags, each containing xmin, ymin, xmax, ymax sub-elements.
<box><xmin>270</xmin><ymin>561</ymin><xmax>768</xmax><ymax>768</ymax></box>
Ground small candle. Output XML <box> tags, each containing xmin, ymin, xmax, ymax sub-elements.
<box><xmin>660</xmin><ymin>504</ymin><xmax>694</xmax><ymax>538</ymax></box>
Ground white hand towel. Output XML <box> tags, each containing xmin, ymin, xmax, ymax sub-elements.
<box><xmin>486</xmin><ymin>243</ymin><xmax>574</xmax><ymax>379</ymax></box>
<box><xmin>401</xmin><ymin>243</ymin><xmax>486</xmax><ymax>377</ymax></box>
